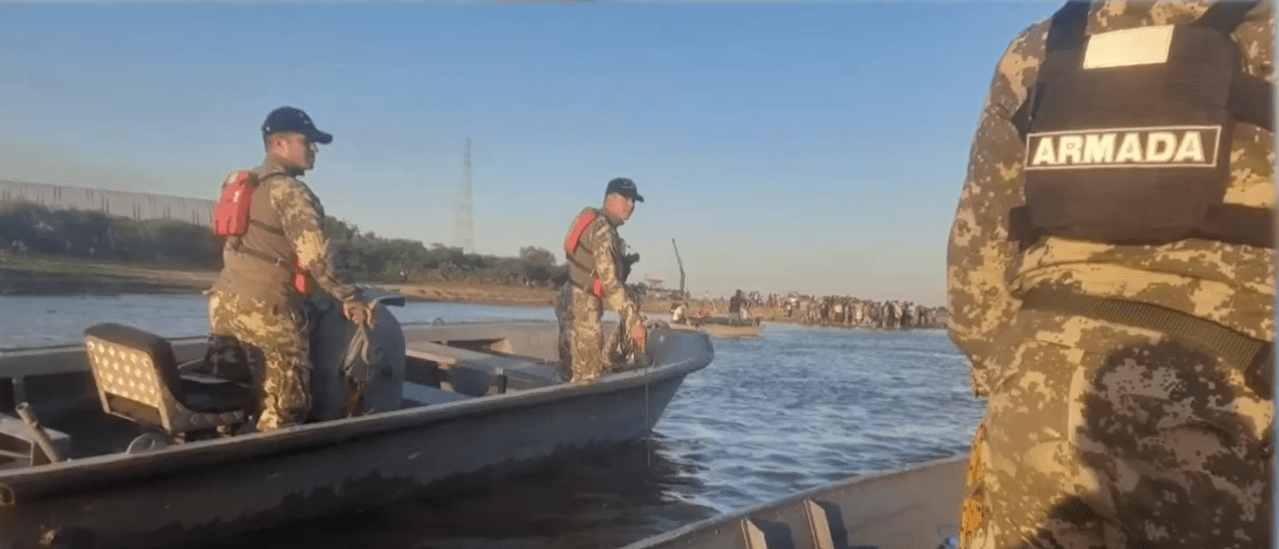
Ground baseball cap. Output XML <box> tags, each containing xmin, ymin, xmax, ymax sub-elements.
<box><xmin>261</xmin><ymin>106</ymin><xmax>333</xmax><ymax>145</ymax></box>
<box><xmin>605</xmin><ymin>177</ymin><xmax>644</xmax><ymax>202</ymax></box>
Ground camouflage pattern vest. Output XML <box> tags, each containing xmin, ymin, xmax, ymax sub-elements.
<box><xmin>563</xmin><ymin>206</ymin><xmax>621</xmax><ymax>298</ymax></box>
<box><xmin>212</xmin><ymin>164</ymin><xmax>308</xmax><ymax>307</ymax></box>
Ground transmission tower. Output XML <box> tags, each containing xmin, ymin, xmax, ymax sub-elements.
<box><xmin>454</xmin><ymin>138</ymin><xmax>475</xmax><ymax>254</ymax></box>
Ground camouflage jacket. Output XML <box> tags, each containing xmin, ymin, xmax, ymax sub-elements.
<box><xmin>573</xmin><ymin>208</ymin><xmax>642</xmax><ymax>323</ymax></box>
<box><xmin>212</xmin><ymin>158</ymin><xmax>359</xmax><ymax>308</ymax></box>
<box><xmin>946</xmin><ymin>1</ymin><xmax>1275</xmax><ymax>397</ymax></box>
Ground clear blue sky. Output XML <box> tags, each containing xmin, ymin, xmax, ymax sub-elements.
<box><xmin>0</xmin><ymin>1</ymin><xmax>1060</xmax><ymax>306</ymax></box>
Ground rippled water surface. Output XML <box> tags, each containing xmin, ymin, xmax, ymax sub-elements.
<box><xmin>0</xmin><ymin>294</ymin><xmax>984</xmax><ymax>548</ymax></box>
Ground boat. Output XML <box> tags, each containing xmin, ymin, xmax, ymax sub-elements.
<box><xmin>617</xmin><ymin>455</ymin><xmax>967</xmax><ymax>549</ymax></box>
<box><xmin>0</xmin><ymin>288</ymin><xmax>714</xmax><ymax>549</ymax></box>
<box><xmin>659</xmin><ymin>239</ymin><xmax>762</xmax><ymax>340</ymax></box>
<box><xmin>672</xmin><ymin>316</ymin><xmax>764</xmax><ymax>339</ymax></box>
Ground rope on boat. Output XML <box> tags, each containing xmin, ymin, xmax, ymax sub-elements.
<box><xmin>340</xmin><ymin>319</ymin><xmax>375</xmax><ymax>418</ymax></box>
<box><xmin>644</xmin><ymin>348</ymin><xmax>652</xmax><ymax>468</ymax></box>
<box><xmin>637</xmin><ymin>297</ymin><xmax>653</xmax><ymax>468</ymax></box>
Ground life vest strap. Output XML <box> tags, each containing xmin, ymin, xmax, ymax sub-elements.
<box><xmin>565</xmin><ymin>209</ymin><xmax>598</xmax><ymax>254</ymax></box>
<box><xmin>1230</xmin><ymin>73</ymin><xmax>1275</xmax><ymax>132</ymax></box>
<box><xmin>235</xmin><ymin>246</ymin><xmax>290</xmax><ymax>268</ymax></box>
<box><xmin>232</xmin><ymin>247</ymin><xmax>310</xmax><ymax>294</ymax></box>
<box><xmin>249</xmin><ymin>218</ymin><xmax>286</xmax><ymax>235</ymax></box>
<box><xmin>1010</xmin><ymin>202</ymin><xmax>1274</xmax><ymax>250</ymax></box>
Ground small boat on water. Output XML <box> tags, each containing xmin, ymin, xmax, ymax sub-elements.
<box><xmin>618</xmin><ymin>455</ymin><xmax>966</xmax><ymax>549</ymax></box>
<box><xmin>0</xmin><ymin>288</ymin><xmax>714</xmax><ymax>549</ymax></box>
<box><xmin>658</xmin><ymin>239</ymin><xmax>763</xmax><ymax>340</ymax></box>
<box><xmin>671</xmin><ymin>316</ymin><xmax>764</xmax><ymax>339</ymax></box>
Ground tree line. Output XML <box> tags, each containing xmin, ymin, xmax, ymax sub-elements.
<box><xmin>0</xmin><ymin>201</ymin><xmax>570</xmax><ymax>287</ymax></box>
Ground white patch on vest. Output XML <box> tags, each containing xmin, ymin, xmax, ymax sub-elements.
<box><xmin>1083</xmin><ymin>25</ymin><xmax>1173</xmax><ymax>69</ymax></box>
<box><xmin>1024</xmin><ymin>125</ymin><xmax>1221</xmax><ymax>170</ymax></box>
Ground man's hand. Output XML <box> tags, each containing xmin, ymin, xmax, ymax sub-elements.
<box><xmin>343</xmin><ymin>299</ymin><xmax>374</xmax><ymax>327</ymax></box>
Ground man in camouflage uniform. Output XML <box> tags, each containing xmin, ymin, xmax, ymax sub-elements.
<box><xmin>555</xmin><ymin>177</ymin><xmax>647</xmax><ymax>383</ymax></box>
<box><xmin>947</xmin><ymin>2</ymin><xmax>1274</xmax><ymax>547</ymax></box>
<box><xmin>207</xmin><ymin>106</ymin><xmax>373</xmax><ymax>433</ymax></box>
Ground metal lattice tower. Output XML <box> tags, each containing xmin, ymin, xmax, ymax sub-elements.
<box><xmin>454</xmin><ymin>138</ymin><xmax>475</xmax><ymax>254</ymax></box>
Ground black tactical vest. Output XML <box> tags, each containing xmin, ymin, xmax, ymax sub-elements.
<box><xmin>1008</xmin><ymin>0</ymin><xmax>1274</xmax><ymax>249</ymax></box>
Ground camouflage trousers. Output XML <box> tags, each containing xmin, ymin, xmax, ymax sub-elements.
<box><xmin>958</xmin><ymin>422</ymin><xmax>987</xmax><ymax>548</ymax></box>
<box><xmin>555</xmin><ymin>283</ymin><xmax>640</xmax><ymax>383</ymax></box>
<box><xmin>963</xmin><ymin>309</ymin><xmax>1273</xmax><ymax>549</ymax></box>
<box><xmin>554</xmin><ymin>284</ymin><xmax>574</xmax><ymax>381</ymax></box>
<box><xmin>207</xmin><ymin>290</ymin><xmax>311</xmax><ymax>433</ymax></box>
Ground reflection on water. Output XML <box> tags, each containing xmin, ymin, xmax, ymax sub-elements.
<box><xmin>1</xmin><ymin>294</ymin><xmax>983</xmax><ymax>548</ymax></box>
<box><xmin>206</xmin><ymin>440</ymin><xmax>720</xmax><ymax>549</ymax></box>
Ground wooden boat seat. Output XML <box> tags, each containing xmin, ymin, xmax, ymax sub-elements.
<box><xmin>400</xmin><ymin>382</ymin><xmax>473</xmax><ymax>408</ymax></box>
<box><xmin>83</xmin><ymin>323</ymin><xmax>253</xmax><ymax>437</ymax></box>
<box><xmin>407</xmin><ymin>342</ymin><xmax>560</xmax><ymax>397</ymax></box>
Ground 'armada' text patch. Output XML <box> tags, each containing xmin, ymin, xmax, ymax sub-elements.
<box><xmin>1024</xmin><ymin>125</ymin><xmax>1222</xmax><ymax>170</ymax></box>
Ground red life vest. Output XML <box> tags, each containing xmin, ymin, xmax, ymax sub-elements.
<box><xmin>563</xmin><ymin>208</ymin><xmax>604</xmax><ymax>297</ymax></box>
<box><xmin>213</xmin><ymin>171</ymin><xmax>255</xmax><ymax>238</ymax></box>
<box><xmin>213</xmin><ymin>170</ymin><xmax>310</xmax><ymax>294</ymax></box>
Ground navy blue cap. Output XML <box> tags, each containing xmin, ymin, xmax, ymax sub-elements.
<box><xmin>261</xmin><ymin>106</ymin><xmax>332</xmax><ymax>145</ymax></box>
<box><xmin>605</xmin><ymin>177</ymin><xmax>643</xmax><ymax>202</ymax></box>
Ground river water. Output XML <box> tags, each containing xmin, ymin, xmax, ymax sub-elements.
<box><xmin>0</xmin><ymin>294</ymin><xmax>985</xmax><ymax>549</ymax></box>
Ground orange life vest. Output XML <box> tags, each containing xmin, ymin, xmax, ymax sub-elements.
<box><xmin>564</xmin><ymin>207</ymin><xmax>606</xmax><ymax>297</ymax></box>
<box><xmin>214</xmin><ymin>170</ymin><xmax>309</xmax><ymax>294</ymax></box>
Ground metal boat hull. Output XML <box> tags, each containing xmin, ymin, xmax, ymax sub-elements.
<box><xmin>666</xmin><ymin>319</ymin><xmax>763</xmax><ymax>339</ymax></box>
<box><xmin>696</xmin><ymin>323</ymin><xmax>762</xmax><ymax>339</ymax></box>
<box><xmin>0</xmin><ymin>322</ymin><xmax>713</xmax><ymax>549</ymax></box>
<box><xmin>618</xmin><ymin>455</ymin><xmax>967</xmax><ymax>549</ymax></box>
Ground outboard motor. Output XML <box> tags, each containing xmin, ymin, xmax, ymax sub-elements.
<box><xmin>304</xmin><ymin>288</ymin><xmax>408</xmax><ymax>422</ymax></box>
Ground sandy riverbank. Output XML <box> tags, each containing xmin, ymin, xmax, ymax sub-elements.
<box><xmin>0</xmin><ymin>255</ymin><xmax>559</xmax><ymax>307</ymax></box>
<box><xmin>1</xmin><ymin>255</ymin><xmax>921</xmax><ymax>328</ymax></box>
<box><xmin>0</xmin><ymin>255</ymin><xmax>693</xmax><ymax>313</ymax></box>
<box><xmin>0</xmin><ymin>255</ymin><xmax>218</xmax><ymax>297</ymax></box>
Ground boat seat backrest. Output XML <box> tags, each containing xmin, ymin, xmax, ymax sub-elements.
<box><xmin>85</xmin><ymin>323</ymin><xmax>187</xmax><ymax>405</ymax></box>
<box><xmin>83</xmin><ymin>323</ymin><xmax>245</xmax><ymax>436</ymax></box>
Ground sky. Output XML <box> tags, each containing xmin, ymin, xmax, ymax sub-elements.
<box><xmin>0</xmin><ymin>1</ymin><xmax>1061</xmax><ymax>306</ymax></box>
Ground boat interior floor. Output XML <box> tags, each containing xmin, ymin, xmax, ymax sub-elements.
<box><xmin>0</xmin><ymin>398</ymin><xmax>150</xmax><ymax>469</ymax></box>
<box><xmin>0</xmin><ymin>322</ymin><xmax>636</xmax><ymax>470</ymax></box>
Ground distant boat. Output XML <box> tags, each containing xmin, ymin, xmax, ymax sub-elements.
<box><xmin>656</xmin><ymin>238</ymin><xmax>762</xmax><ymax>340</ymax></box>
<box><xmin>618</xmin><ymin>455</ymin><xmax>966</xmax><ymax>549</ymax></box>
<box><xmin>670</xmin><ymin>315</ymin><xmax>763</xmax><ymax>339</ymax></box>
<box><xmin>0</xmin><ymin>289</ymin><xmax>715</xmax><ymax>549</ymax></box>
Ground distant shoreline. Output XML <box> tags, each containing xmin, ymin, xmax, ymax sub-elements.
<box><xmin>0</xmin><ymin>254</ymin><xmax>944</xmax><ymax>329</ymax></box>
<box><xmin>0</xmin><ymin>254</ymin><xmax>566</xmax><ymax>309</ymax></box>
<box><xmin>0</xmin><ymin>254</ymin><xmax>681</xmax><ymax>312</ymax></box>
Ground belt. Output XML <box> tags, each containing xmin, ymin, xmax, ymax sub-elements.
<box><xmin>1020</xmin><ymin>287</ymin><xmax>1273</xmax><ymax>398</ymax></box>
<box><xmin>235</xmin><ymin>245</ymin><xmax>290</xmax><ymax>268</ymax></box>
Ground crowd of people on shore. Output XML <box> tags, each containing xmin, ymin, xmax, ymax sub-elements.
<box><xmin>666</xmin><ymin>291</ymin><xmax>947</xmax><ymax>330</ymax></box>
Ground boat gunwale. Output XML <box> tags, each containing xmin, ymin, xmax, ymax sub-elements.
<box><xmin>673</xmin><ymin>323</ymin><xmax>763</xmax><ymax>339</ymax></box>
<box><xmin>614</xmin><ymin>453</ymin><xmax>968</xmax><ymax>549</ymax></box>
<box><xmin>0</xmin><ymin>319</ymin><xmax>555</xmax><ymax>356</ymax></box>
<box><xmin>0</xmin><ymin>322</ymin><xmax>713</xmax><ymax>506</ymax></box>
